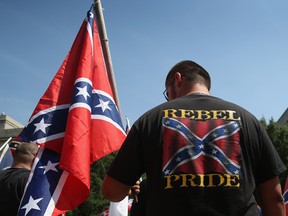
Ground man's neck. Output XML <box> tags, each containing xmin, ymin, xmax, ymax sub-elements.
<box><xmin>187</xmin><ymin>91</ymin><xmax>210</xmax><ymax>96</ymax></box>
<box><xmin>12</xmin><ymin>163</ymin><xmax>31</xmax><ymax>171</ymax></box>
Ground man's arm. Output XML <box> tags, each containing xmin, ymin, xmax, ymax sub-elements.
<box><xmin>256</xmin><ymin>176</ymin><xmax>285</xmax><ymax>216</ymax></box>
<box><xmin>102</xmin><ymin>175</ymin><xmax>133</xmax><ymax>202</ymax></box>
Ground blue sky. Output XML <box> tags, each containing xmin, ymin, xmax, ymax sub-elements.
<box><xmin>1</xmin><ymin>0</ymin><xmax>287</xmax><ymax>126</ymax></box>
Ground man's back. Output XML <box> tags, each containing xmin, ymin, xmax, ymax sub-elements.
<box><xmin>0</xmin><ymin>168</ymin><xmax>30</xmax><ymax>216</ymax></box>
<box><xmin>107</xmin><ymin>94</ymin><xmax>286</xmax><ymax>215</ymax></box>
<box><xmin>0</xmin><ymin>142</ymin><xmax>38</xmax><ymax>216</ymax></box>
<box><xmin>102</xmin><ymin>60</ymin><xmax>286</xmax><ymax>215</ymax></box>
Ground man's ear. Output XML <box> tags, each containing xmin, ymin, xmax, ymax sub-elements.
<box><xmin>174</xmin><ymin>72</ymin><xmax>183</xmax><ymax>87</ymax></box>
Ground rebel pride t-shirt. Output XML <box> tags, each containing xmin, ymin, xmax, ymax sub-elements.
<box><xmin>108</xmin><ymin>94</ymin><xmax>286</xmax><ymax>216</ymax></box>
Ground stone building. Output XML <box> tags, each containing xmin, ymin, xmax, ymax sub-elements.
<box><xmin>277</xmin><ymin>108</ymin><xmax>288</xmax><ymax>125</ymax></box>
<box><xmin>0</xmin><ymin>113</ymin><xmax>24</xmax><ymax>147</ymax></box>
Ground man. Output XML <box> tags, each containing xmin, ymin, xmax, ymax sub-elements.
<box><xmin>0</xmin><ymin>142</ymin><xmax>38</xmax><ymax>216</ymax></box>
<box><xmin>102</xmin><ymin>60</ymin><xmax>286</xmax><ymax>215</ymax></box>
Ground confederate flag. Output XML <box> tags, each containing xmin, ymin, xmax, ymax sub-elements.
<box><xmin>16</xmin><ymin>5</ymin><xmax>126</xmax><ymax>215</ymax></box>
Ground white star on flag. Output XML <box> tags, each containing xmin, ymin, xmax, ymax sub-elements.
<box><xmin>21</xmin><ymin>196</ymin><xmax>43</xmax><ymax>215</ymax></box>
<box><xmin>39</xmin><ymin>160</ymin><xmax>59</xmax><ymax>174</ymax></box>
<box><xmin>34</xmin><ymin>118</ymin><xmax>51</xmax><ymax>134</ymax></box>
<box><xmin>76</xmin><ymin>85</ymin><xmax>90</xmax><ymax>100</ymax></box>
<box><xmin>164</xmin><ymin>169</ymin><xmax>170</xmax><ymax>175</ymax></box>
<box><xmin>88</xmin><ymin>11</ymin><xmax>93</xmax><ymax>18</ymax></box>
<box><xmin>234</xmin><ymin>170</ymin><xmax>240</xmax><ymax>174</ymax></box>
<box><xmin>176</xmin><ymin>157</ymin><xmax>181</xmax><ymax>162</ymax></box>
<box><xmin>95</xmin><ymin>99</ymin><xmax>112</xmax><ymax>112</ymax></box>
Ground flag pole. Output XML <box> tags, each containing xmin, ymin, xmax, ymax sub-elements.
<box><xmin>94</xmin><ymin>0</ymin><xmax>123</xmax><ymax>121</ymax></box>
<box><xmin>0</xmin><ymin>137</ymin><xmax>12</xmax><ymax>152</ymax></box>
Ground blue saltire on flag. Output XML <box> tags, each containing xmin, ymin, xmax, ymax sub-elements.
<box><xmin>162</xmin><ymin>118</ymin><xmax>241</xmax><ymax>176</ymax></box>
<box><xmin>16</xmin><ymin>5</ymin><xmax>126</xmax><ymax>215</ymax></box>
<box><xmin>18</xmin><ymin>147</ymin><xmax>66</xmax><ymax>215</ymax></box>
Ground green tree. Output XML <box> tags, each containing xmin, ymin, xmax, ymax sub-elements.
<box><xmin>67</xmin><ymin>152</ymin><xmax>117</xmax><ymax>216</ymax></box>
<box><xmin>260</xmin><ymin>117</ymin><xmax>288</xmax><ymax>188</ymax></box>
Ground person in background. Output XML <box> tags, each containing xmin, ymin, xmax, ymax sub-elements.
<box><xmin>0</xmin><ymin>142</ymin><xmax>38</xmax><ymax>216</ymax></box>
<box><xmin>102</xmin><ymin>60</ymin><xmax>286</xmax><ymax>215</ymax></box>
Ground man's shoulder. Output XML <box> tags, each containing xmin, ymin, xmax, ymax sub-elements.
<box><xmin>0</xmin><ymin>168</ymin><xmax>29</xmax><ymax>177</ymax></box>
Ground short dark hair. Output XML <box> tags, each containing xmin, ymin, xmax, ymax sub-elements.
<box><xmin>165</xmin><ymin>60</ymin><xmax>211</xmax><ymax>90</ymax></box>
<box><xmin>14</xmin><ymin>142</ymin><xmax>38</xmax><ymax>164</ymax></box>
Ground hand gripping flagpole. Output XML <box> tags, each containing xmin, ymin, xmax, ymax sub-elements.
<box><xmin>94</xmin><ymin>0</ymin><xmax>123</xmax><ymax>122</ymax></box>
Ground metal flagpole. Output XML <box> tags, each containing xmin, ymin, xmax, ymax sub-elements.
<box><xmin>94</xmin><ymin>0</ymin><xmax>123</xmax><ymax>120</ymax></box>
<box><xmin>0</xmin><ymin>137</ymin><xmax>12</xmax><ymax>152</ymax></box>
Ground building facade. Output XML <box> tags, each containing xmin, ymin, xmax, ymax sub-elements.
<box><xmin>277</xmin><ymin>108</ymin><xmax>288</xmax><ymax>125</ymax></box>
<box><xmin>0</xmin><ymin>113</ymin><xmax>24</xmax><ymax>147</ymax></box>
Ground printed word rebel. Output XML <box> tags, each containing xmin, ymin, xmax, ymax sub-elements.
<box><xmin>164</xmin><ymin>173</ymin><xmax>240</xmax><ymax>189</ymax></box>
<box><xmin>162</xmin><ymin>109</ymin><xmax>241</xmax><ymax>121</ymax></box>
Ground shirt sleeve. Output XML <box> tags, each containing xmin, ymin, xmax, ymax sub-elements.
<box><xmin>107</xmin><ymin>123</ymin><xmax>145</xmax><ymax>186</ymax></box>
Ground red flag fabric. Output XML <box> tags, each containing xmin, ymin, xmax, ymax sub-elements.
<box><xmin>16</xmin><ymin>5</ymin><xmax>126</xmax><ymax>215</ymax></box>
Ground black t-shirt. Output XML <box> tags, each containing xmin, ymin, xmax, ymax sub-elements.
<box><xmin>108</xmin><ymin>94</ymin><xmax>286</xmax><ymax>216</ymax></box>
<box><xmin>0</xmin><ymin>168</ymin><xmax>30</xmax><ymax>216</ymax></box>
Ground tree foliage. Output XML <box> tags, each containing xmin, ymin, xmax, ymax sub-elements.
<box><xmin>260</xmin><ymin>117</ymin><xmax>288</xmax><ymax>188</ymax></box>
<box><xmin>67</xmin><ymin>152</ymin><xmax>117</xmax><ymax>216</ymax></box>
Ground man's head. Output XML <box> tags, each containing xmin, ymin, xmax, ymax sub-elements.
<box><xmin>164</xmin><ymin>60</ymin><xmax>211</xmax><ymax>101</ymax></box>
<box><xmin>12</xmin><ymin>142</ymin><xmax>38</xmax><ymax>170</ymax></box>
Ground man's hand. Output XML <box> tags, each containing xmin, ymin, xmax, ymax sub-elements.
<box><xmin>130</xmin><ymin>180</ymin><xmax>141</xmax><ymax>196</ymax></box>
